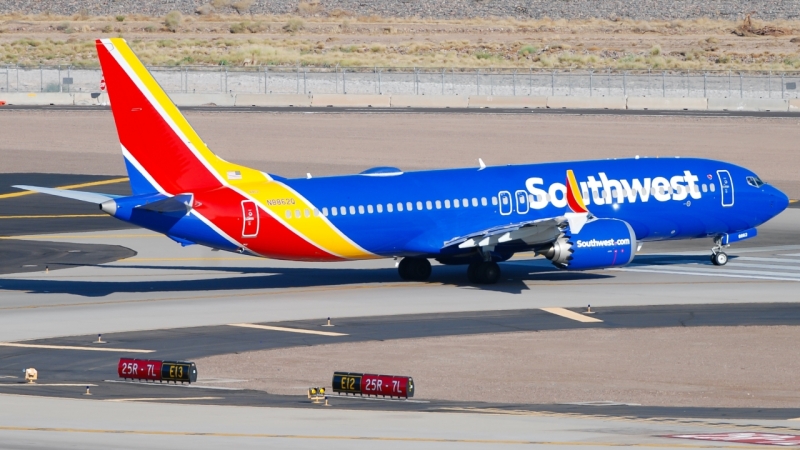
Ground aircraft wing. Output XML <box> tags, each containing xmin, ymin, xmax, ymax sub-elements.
<box><xmin>12</xmin><ymin>185</ymin><xmax>122</xmax><ymax>204</ymax></box>
<box><xmin>442</xmin><ymin>212</ymin><xmax>588</xmax><ymax>251</ymax></box>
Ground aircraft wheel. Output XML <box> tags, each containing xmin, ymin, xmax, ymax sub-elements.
<box><xmin>468</xmin><ymin>262</ymin><xmax>501</xmax><ymax>284</ymax></box>
<box><xmin>398</xmin><ymin>257</ymin><xmax>431</xmax><ymax>281</ymax></box>
<box><xmin>478</xmin><ymin>262</ymin><xmax>501</xmax><ymax>284</ymax></box>
<box><xmin>711</xmin><ymin>252</ymin><xmax>728</xmax><ymax>266</ymax></box>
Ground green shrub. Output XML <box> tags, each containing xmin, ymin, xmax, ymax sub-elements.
<box><xmin>164</xmin><ymin>10</ymin><xmax>182</xmax><ymax>33</ymax></box>
<box><xmin>115</xmin><ymin>15</ymin><xmax>125</xmax><ymax>22</ymax></box>
<box><xmin>283</xmin><ymin>18</ymin><xmax>305</xmax><ymax>33</ymax></box>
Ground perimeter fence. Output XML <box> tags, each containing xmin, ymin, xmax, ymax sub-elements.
<box><xmin>2</xmin><ymin>65</ymin><xmax>800</xmax><ymax>99</ymax></box>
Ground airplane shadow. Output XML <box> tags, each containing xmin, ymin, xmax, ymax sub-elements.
<box><xmin>0</xmin><ymin>261</ymin><xmax>612</xmax><ymax>297</ymax></box>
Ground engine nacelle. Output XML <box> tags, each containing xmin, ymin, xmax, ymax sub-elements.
<box><xmin>542</xmin><ymin>218</ymin><xmax>637</xmax><ymax>270</ymax></box>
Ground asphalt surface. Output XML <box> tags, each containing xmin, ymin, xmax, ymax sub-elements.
<box><xmin>3</xmin><ymin>304</ymin><xmax>800</xmax><ymax>419</ymax></box>
<box><xmin>3</xmin><ymin>103</ymin><xmax>800</xmax><ymax>118</ymax></box>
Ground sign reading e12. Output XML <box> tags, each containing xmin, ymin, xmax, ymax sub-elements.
<box><xmin>332</xmin><ymin>371</ymin><xmax>414</xmax><ymax>398</ymax></box>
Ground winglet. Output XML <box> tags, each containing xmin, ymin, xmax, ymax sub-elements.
<box><xmin>565</xmin><ymin>170</ymin><xmax>589</xmax><ymax>214</ymax></box>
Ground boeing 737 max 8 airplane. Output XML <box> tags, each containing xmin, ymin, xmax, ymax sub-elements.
<box><xmin>14</xmin><ymin>38</ymin><xmax>790</xmax><ymax>284</ymax></box>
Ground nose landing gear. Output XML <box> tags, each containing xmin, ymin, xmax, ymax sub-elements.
<box><xmin>711</xmin><ymin>238</ymin><xmax>728</xmax><ymax>266</ymax></box>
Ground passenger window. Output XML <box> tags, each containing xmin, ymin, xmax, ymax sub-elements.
<box><xmin>462</xmin><ymin>198</ymin><xmax>469</xmax><ymax>208</ymax></box>
<box><xmin>304</xmin><ymin>209</ymin><xmax>311</xmax><ymax>218</ymax></box>
<box><xmin>435</xmin><ymin>200</ymin><xmax>442</xmax><ymax>209</ymax></box>
<box><xmin>481</xmin><ymin>197</ymin><xmax>487</xmax><ymax>206</ymax></box>
<box><xmin>426</xmin><ymin>201</ymin><xmax>432</xmax><ymax>210</ymax></box>
<box><xmin>492</xmin><ymin>197</ymin><xmax>498</xmax><ymax>206</ymax></box>
<box><xmin>285</xmin><ymin>210</ymin><xmax>292</xmax><ymax>219</ymax></box>
<box><xmin>322</xmin><ymin>207</ymin><xmax>329</xmax><ymax>216</ymax></box>
<box><xmin>444</xmin><ymin>199</ymin><xmax>451</xmax><ymax>208</ymax></box>
<box><xmin>367</xmin><ymin>205</ymin><xmax>374</xmax><ymax>213</ymax></box>
<box><xmin>416</xmin><ymin>201</ymin><xmax>423</xmax><ymax>210</ymax></box>
<box><xmin>313</xmin><ymin>208</ymin><xmax>319</xmax><ymax>217</ymax></box>
<box><xmin>406</xmin><ymin>202</ymin><xmax>413</xmax><ymax>211</ymax></box>
<box><xmin>376</xmin><ymin>204</ymin><xmax>382</xmax><ymax>213</ymax></box>
<box><xmin>710</xmin><ymin>183</ymin><xmax>716</xmax><ymax>192</ymax></box>
<box><xmin>350</xmin><ymin>206</ymin><xmax>356</xmax><ymax>215</ymax></box>
<box><xmin>295</xmin><ymin>209</ymin><xmax>301</xmax><ymax>218</ymax></box>
<box><xmin>388</xmin><ymin>203</ymin><xmax>394</xmax><ymax>212</ymax></box>
<box><xmin>358</xmin><ymin>205</ymin><xmax>365</xmax><ymax>214</ymax></box>
<box><xmin>331</xmin><ymin>207</ymin><xmax>337</xmax><ymax>216</ymax></box>
<box><xmin>340</xmin><ymin>206</ymin><xmax>347</xmax><ymax>215</ymax></box>
<box><xmin>453</xmin><ymin>199</ymin><xmax>460</xmax><ymax>208</ymax></box>
<box><xmin>397</xmin><ymin>203</ymin><xmax>404</xmax><ymax>212</ymax></box>
<box><xmin>702</xmin><ymin>184</ymin><xmax>708</xmax><ymax>193</ymax></box>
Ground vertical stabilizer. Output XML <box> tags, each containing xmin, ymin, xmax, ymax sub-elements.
<box><xmin>95</xmin><ymin>38</ymin><xmax>267</xmax><ymax>195</ymax></box>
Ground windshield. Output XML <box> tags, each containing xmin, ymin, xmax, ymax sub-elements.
<box><xmin>746</xmin><ymin>176</ymin><xmax>765</xmax><ymax>188</ymax></box>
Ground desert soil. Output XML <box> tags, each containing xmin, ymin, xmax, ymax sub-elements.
<box><xmin>196</xmin><ymin>326</ymin><xmax>800</xmax><ymax>408</ymax></box>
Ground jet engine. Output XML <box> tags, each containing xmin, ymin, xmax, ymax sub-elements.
<box><xmin>542</xmin><ymin>218</ymin><xmax>637</xmax><ymax>270</ymax></box>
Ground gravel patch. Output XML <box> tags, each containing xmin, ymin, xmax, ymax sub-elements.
<box><xmin>196</xmin><ymin>326</ymin><xmax>800</xmax><ymax>408</ymax></box>
<box><xmin>1</xmin><ymin>0</ymin><xmax>799</xmax><ymax>21</ymax></box>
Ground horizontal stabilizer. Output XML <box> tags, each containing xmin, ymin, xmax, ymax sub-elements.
<box><xmin>12</xmin><ymin>185</ymin><xmax>121</xmax><ymax>204</ymax></box>
<box><xmin>134</xmin><ymin>194</ymin><xmax>194</xmax><ymax>214</ymax></box>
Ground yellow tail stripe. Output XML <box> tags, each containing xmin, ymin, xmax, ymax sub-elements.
<box><xmin>566</xmin><ymin>169</ymin><xmax>588</xmax><ymax>212</ymax></box>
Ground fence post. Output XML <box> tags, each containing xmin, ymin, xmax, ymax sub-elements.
<box><xmin>568</xmin><ymin>68</ymin><xmax>572</xmax><ymax>96</ymax></box>
<box><xmin>686</xmin><ymin>70</ymin><xmax>689</xmax><ymax>97</ymax></box>
<box><xmin>622</xmin><ymin>71</ymin><xmax>626</xmax><ymax>97</ymax></box>
<box><xmin>40</xmin><ymin>65</ymin><xmax>43</xmax><ymax>92</ymax></box>
<box><xmin>304</xmin><ymin>67</ymin><xmax>307</xmax><ymax>94</ymax></box>
<box><xmin>476</xmin><ymin>69</ymin><xmax>479</xmax><ymax>95</ymax></box>
<box><xmin>414</xmin><ymin>67</ymin><xmax>419</xmax><ymax>95</ymax></box>
<box><xmin>781</xmin><ymin>73</ymin><xmax>785</xmax><ymax>98</ymax></box>
<box><xmin>513</xmin><ymin>70</ymin><xmax>516</xmax><ymax>96</ymax></box>
<box><xmin>703</xmin><ymin>72</ymin><xmax>707</xmax><ymax>98</ymax></box>
<box><xmin>16</xmin><ymin>64</ymin><xmax>19</xmax><ymax>92</ymax></box>
<box><xmin>490</xmin><ymin>69</ymin><xmax>493</xmax><ymax>95</ymax></box>
<box><xmin>551</xmin><ymin>70</ymin><xmax>555</xmax><ymax>96</ymax></box>
<box><xmin>768</xmin><ymin>71</ymin><xmax>772</xmax><ymax>98</ymax></box>
<box><xmin>378</xmin><ymin>68</ymin><xmax>382</xmax><ymax>94</ymax></box>
<box><xmin>343</xmin><ymin>68</ymin><xmax>347</xmax><ymax>94</ymax></box>
<box><xmin>225</xmin><ymin>66</ymin><xmax>228</xmax><ymax>93</ymax></box>
<box><xmin>5</xmin><ymin>65</ymin><xmax>8</xmax><ymax>92</ymax></box>
<box><xmin>296</xmin><ymin>65</ymin><xmax>299</xmax><ymax>94</ymax></box>
<box><xmin>58</xmin><ymin>65</ymin><xmax>61</xmax><ymax>92</ymax></box>
<box><xmin>441</xmin><ymin>68</ymin><xmax>445</xmax><ymax>95</ymax></box>
<box><xmin>265</xmin><ymin>66</ymin><xmax>269</xmax><ymax>93</ymax></box>
<box><xmin>728</xmin><ymin>70</ymin><xmax>731</xmax><ymax>98</ymax></box>
<box><xmin>608</xmin><ymin>69</ymin><xmax>611</xmax><ymax>96</ymax></box>
<box><xmin>647</xmin><ymin>68</ymin><xmax>651</xmax><ymax>97</ymax></box>
<box><xmin>740</xmin><ymin>72</ymin><xmax>743</xmax><ymax>98</ymax></box>
<box><xmin>662</xmin><ymin>71</ymin><xmax>666</xmax><ymax>97</ymax></box>
<box><xmin>589</xmin><ymin>70</ymin><xmax>593</xmax><ymax>97</ymax></box>
<box><xmin>528</xmin><ymin>68</ymin><xmax>532</xmax><ymax>96</ymax></box>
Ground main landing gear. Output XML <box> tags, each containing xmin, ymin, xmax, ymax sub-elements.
<box><xmin>398</xmin><ymin>257</ymin><xmax>432</xmax><ymax>281</ymax></box>
<box><xmin>710</xmin><ymin>238</ymin><xmax>728</xmax><ymax>266</ymax></box>
<box><xmin>467</xmin><ymin>261</ymin><xmax>501</xmax><ymax>285</ymax></box>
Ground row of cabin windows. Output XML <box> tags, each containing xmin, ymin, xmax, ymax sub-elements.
<box><xmin>284</xmin><ymin>196</ymin><xmax>496</xmax><ymax>219</ymax></box>
<box><xmin>282</xmin><ymin>183</ymin><xmax>719</xmax><ymax>220</ymax></box>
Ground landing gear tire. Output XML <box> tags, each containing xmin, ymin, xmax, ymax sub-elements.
<box><xmin>398</xmin><ymin>257</ymin><xmax>431</xmax><ymax>281</ymax></box>
<box><xmin>711</xmin><ymin>252</ymin><xmax>728</xmax><ymax>266</ymax></box>
<box><xmin>467</xmin><ymin>261</ymin><xmax>501</xmax><ymax>284</ymax></box>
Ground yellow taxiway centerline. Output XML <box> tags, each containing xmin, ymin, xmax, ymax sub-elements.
<box><xmin>0</xmin><ymin>177</ymin><xmax>129</xmax><ymax>200</ymax></box>
<box><xmin>0</xmin><ymin>343</ymin><xmax>153</xmax><ymax>353</ymax></box>
<box><xmin>229</xmin><ymin>323</ymin><xmax>348</xmax><ymax>337</ymax></box>
<box><xmin>540</xmin><ymin>307</ymin><xmax>603</xmax><ymax>323</ymax></box>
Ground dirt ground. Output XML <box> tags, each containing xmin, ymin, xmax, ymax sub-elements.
<box><xmin>1</xmin><ymin>16</ymin><xmax>798</xmax><ymax>69</ymax></box>
<box><xmin>196</xmin><ymin>326</ymin><xmax>800</xmax><ymax>408</ymax></box>
<box><xmin>1</xmin><ymin>110</ymin><xmax>798</xmax><ymax>198</ymax></box>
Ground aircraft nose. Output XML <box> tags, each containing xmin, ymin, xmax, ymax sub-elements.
<box><xmin>768</xmin><ymin>185</ymin><xmax>790</xmax><ymax>212</ymax></box>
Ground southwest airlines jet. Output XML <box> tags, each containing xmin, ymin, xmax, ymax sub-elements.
<box><xmin>14</xmin><ymin>39</ymin><xmax>790</xmax><ymax>284</ymax></box>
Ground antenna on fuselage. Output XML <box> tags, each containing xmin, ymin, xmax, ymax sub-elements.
<box><xmin>307</xmin><ymin>173</ymin><xmax>312</xmax><ymax>179</ymax></box>
<box><xmin>478</xmin><ymin>158</ymin><xmax>486</xmax><ymax>171</ymax></box>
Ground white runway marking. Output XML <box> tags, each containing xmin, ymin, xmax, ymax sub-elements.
<box><xmin>229</xmin><ymin>323</ymin><xmax>348</xmax><ymax>336</ymax></box>
<box><xmin>104</xmin><ymin>380</ymin><xmax>243</xmax><ymax>390</ymax></box>
<box><xmin>0</xmin><ymin>343</ymin><xmax>154</xmax><ymax>353</ymax></box>
<box><xmin>540</xmin><ymin>308</ymin><xmax>603</xmax><ymax>323</ymax></box>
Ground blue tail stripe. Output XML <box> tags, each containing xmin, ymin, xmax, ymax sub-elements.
<box><xmin>124</xmin><ymin>156</ymin><xmax>159</xmax><ymax>195</ymax></box>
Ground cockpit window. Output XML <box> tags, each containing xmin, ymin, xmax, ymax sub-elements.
<box><xmin>746</xmin><ymin>176</ymin><xmax>765</xmax><ymax>188</ymax></box>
